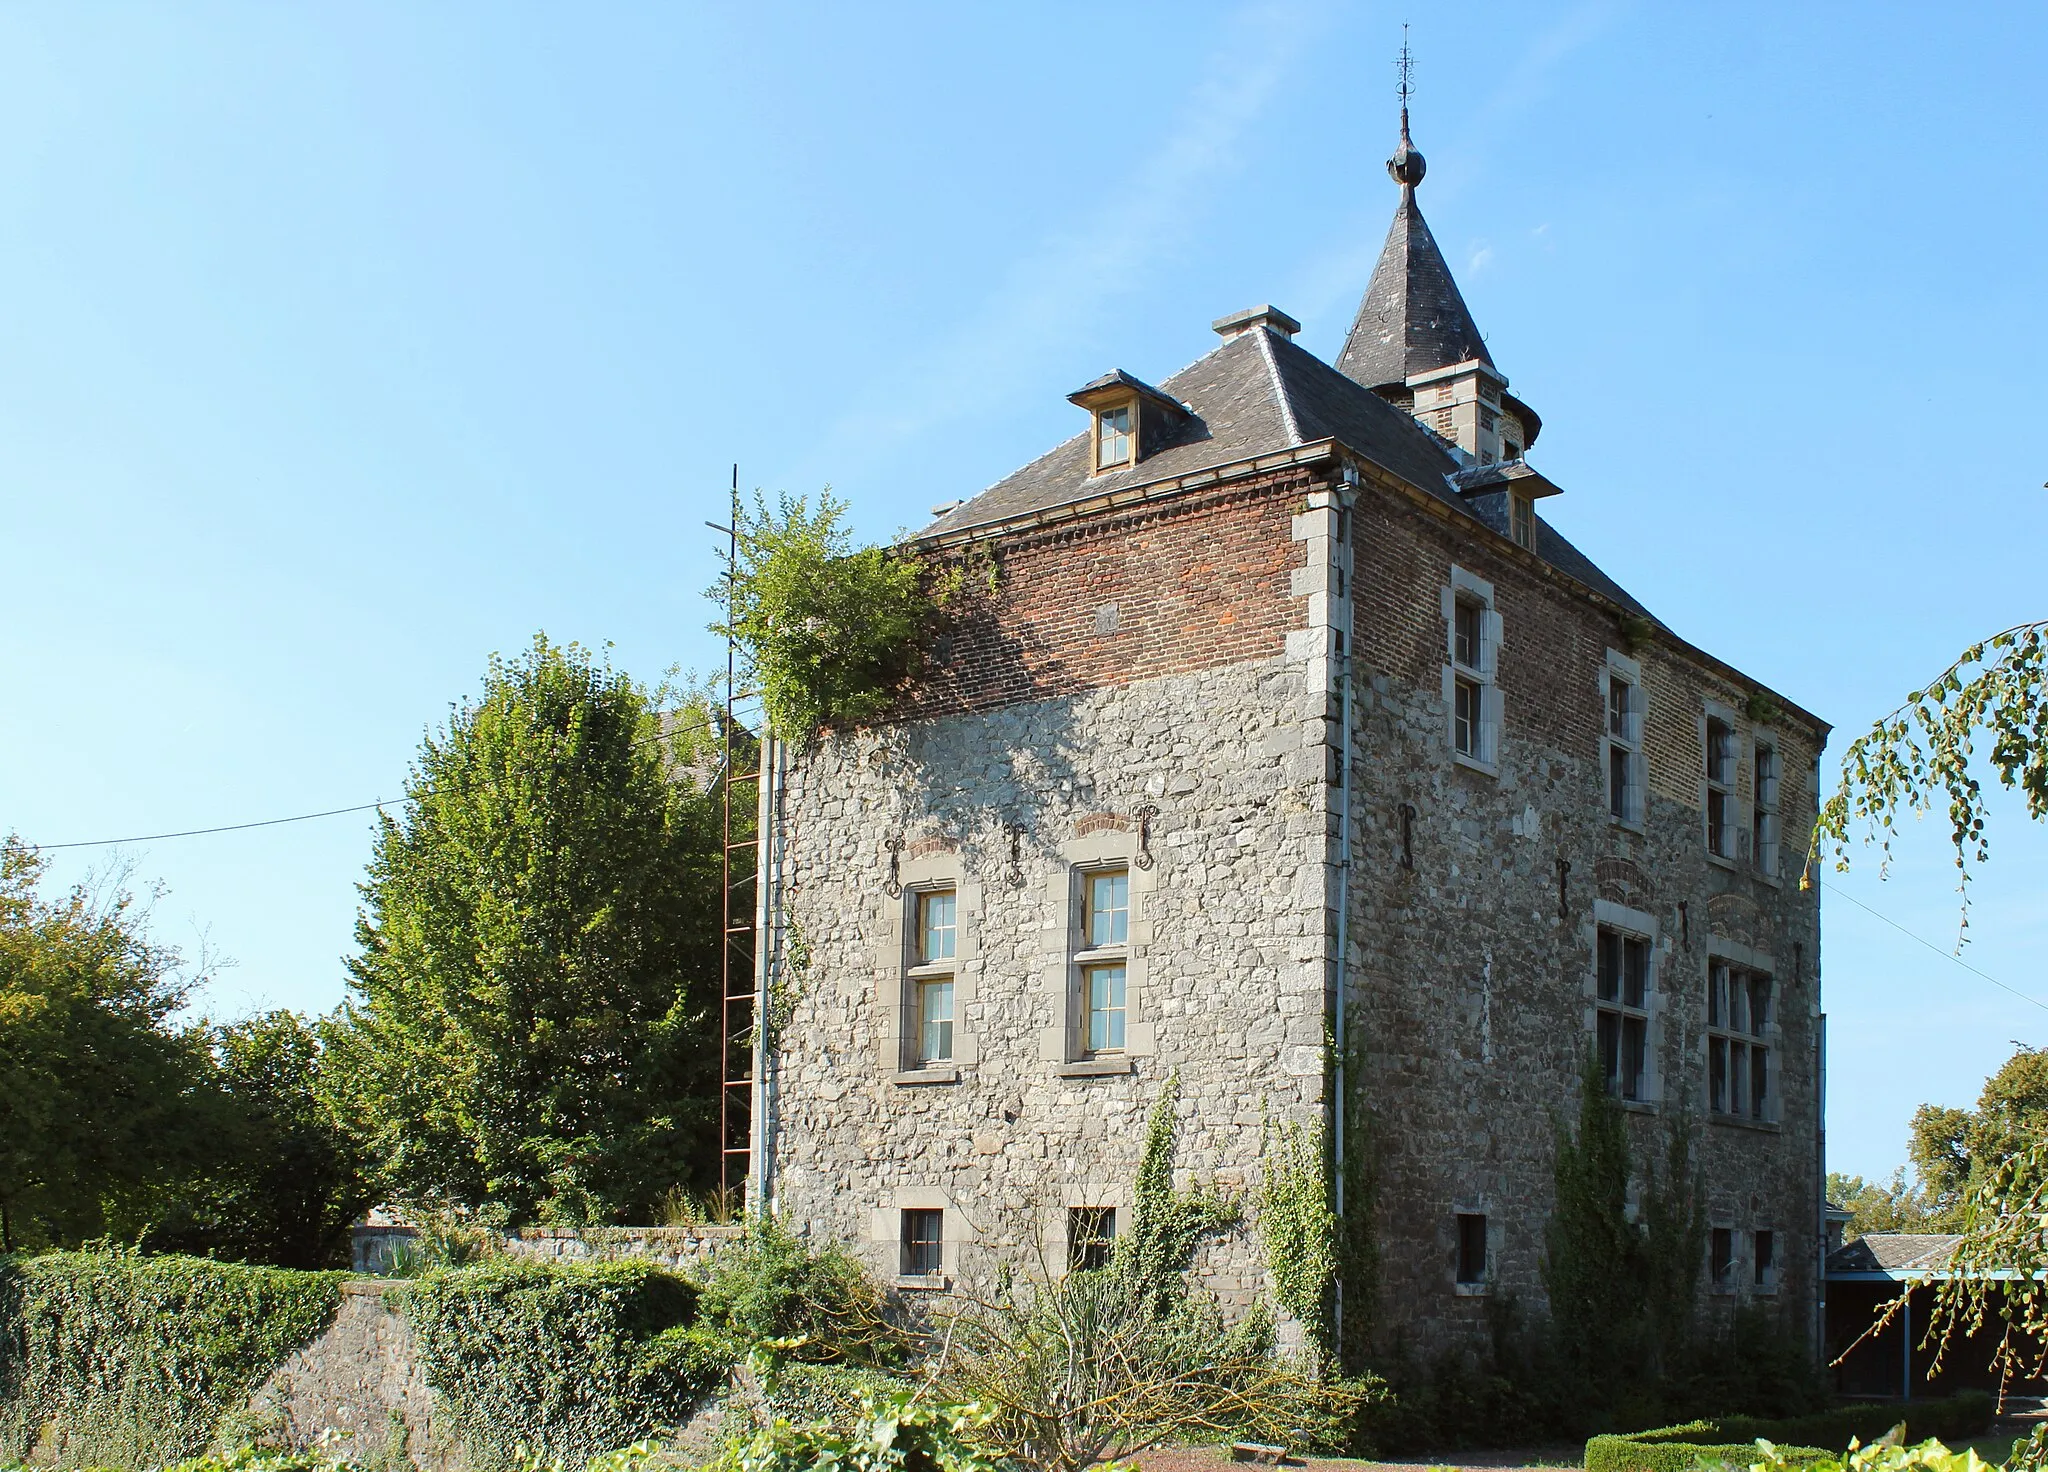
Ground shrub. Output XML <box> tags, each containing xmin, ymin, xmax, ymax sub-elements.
<box><xmin>712</xmin><ymin>1384</ymin><xmax>1011</xmax><ymax>1472</ymax></box>
<box><xmin>0</xmin><ymin>1249</ymin><xmax>343</xmax><ymax>1469</ymax></box>
<box><xmin>399</xmin><ymin>1260</ymin><xmax>711</xmax><ymax>1472</ymax></box>
<box><xmin>689</xmin><ymin>1218</ymin><xmax>899</xmax><ymax>1368</ymax></box>
<box><xmin>1714</xmin><ymin>1433</ymin><xmax>2006</xmax><ymax>1472</ymax></box>
<box><xmin>712</xmin><ymin>491</ymin><xmax>958</xmax><ymax>738</ymax></box>
<box><xmin>1583</xmin><ymin>1393</ymin><xmax>1998</xmax><ymax>1472</ymax></box>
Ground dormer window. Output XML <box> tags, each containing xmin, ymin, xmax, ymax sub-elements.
<box><xmin>1510</xmin><ymin>493</ymin><xmax>1534</xmax><ymax>549</ymax></box>
<box><xmin>1096</xmin><ymin>405</ymin><xmax>1133</xmax><ymax>470</ymax></box>
<box><xmin>1068</xmin><ymin>369</ymin><xmax>1191</xmax><ymax>478</ymax></box>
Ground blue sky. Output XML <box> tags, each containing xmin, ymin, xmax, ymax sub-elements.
<box><xmin>1</xmin><ymin>2</ymin><xmax>2042</xmax><ymax>1182</ymax></box>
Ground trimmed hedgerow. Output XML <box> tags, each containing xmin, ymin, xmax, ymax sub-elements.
<box><xmin>1584</xmin><ymin>1392</ymin><xmax>1998</xmax><ymax>1472</ymax></box>
<box><xmin>397</xmin><ymin>1259</ymin><xmax>717</xmax><ymax>1472</ymax></box>
<box><xmin>0</xmin><ymin>1248</ymin><xmax>344</xmax><ymax>1469</ymax></box>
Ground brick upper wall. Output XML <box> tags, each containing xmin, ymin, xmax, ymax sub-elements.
<box><xmin>897</xmin><ymin>468</ymin><xmax>1315</xmax><ymax>721</ymax></box>
<box><xmin>1348</xmin><ymin>483</ymin><xmax>1821</xmax><ymax>817</ymax></box>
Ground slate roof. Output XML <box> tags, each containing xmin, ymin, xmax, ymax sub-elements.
<box><xmin>1337</xmin><ymin>181</ymin><xmax>1494</xmax><ymax>392</ymax></box>
<box><xmin>1827</xmin><ymin>1234</ymin><xmax>1965</xmax><ymax>1275</ymax></box>
<box><xmin>916</xmin><ymin>323</ymin><xmax>1660</xmax><ymax>625</ymax></box>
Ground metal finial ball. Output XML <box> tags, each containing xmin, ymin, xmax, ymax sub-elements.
<box><xmin>1387</xmin><ymin>142</ymin><xmax>1426</xmax><ymax>187</ymax></box>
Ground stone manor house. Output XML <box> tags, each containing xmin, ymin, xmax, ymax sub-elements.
<box><xmin>751</xmin><ymin>115</ymin><xmax>1829</xmax><ymax>1355</ymax></box>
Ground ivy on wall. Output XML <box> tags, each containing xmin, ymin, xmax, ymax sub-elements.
<box><xmin>1259</xmin><ymin>1118</ymin><xmax>1336</xmax><ymax>1351</ymax></box>
<box><xmin>1118</xmin><ymin>1076</ymin><xmax>1237</xmax><ymax>1314</ymax></box>
<box><xmin>0</xmin><ymin>1247</ymin><xmax>343</xmax><ymax>1470</ymax></box>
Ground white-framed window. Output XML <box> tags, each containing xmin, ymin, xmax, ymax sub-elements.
<box><xmin>1510</xmin><ymin>493</ymin><xmax>1534</xmax><ymax>549</ymax></box>
<box><xmin>1707</xmin><ymin>961</ymin><xmax>1773</xmax><ymax>1121</ymax></box>
<box><xmin>1076</xmin><ymin>866</ymin><xmax>1129</xmax><ymax>1056</ymax></box>
<box><xmin>1443</xmin><ymin>567</ymin><xmax>1501</xmax><ymax>770</ymax></box>
<box><xmin>908</xmin><ymin>886</ymin><xmax>956</xmax><ymax>1065</ymax></box>
<box><xmin>1753</xmin><ymin>739</ymin><xmax>1781</xmax><ymax>878</ymax></box>
<box><xmin>1096</xmin><ymin>404</ymin><xmax>1133</xmax><ymax>469</ymax></box>
<box><xmin>1596</xmin><ymin>925</ymin><xmax>1652</xmax><ymax>1102</ymax></box>
<box><xmin>1704</xmin><ymin>715</ymin><xmax>1738</xmax><ymax>860</ymax></box>
<box><xmin>1603</xmin><ymin>652</ymin><xmax>1645</xmax><ymax>827</ymax></box>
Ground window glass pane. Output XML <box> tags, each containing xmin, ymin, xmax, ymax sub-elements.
<box><xmin>1609</xmin><ymin>680</ymin><xmax>1631</xmax><ymax>740</ymax></box>
<box><xmin>1454</xmin><ymin>678</ymin><xmax>1477</xmax><ymax>754</ymax></box>
<box><xmin>1623</xmin><ymin>1016</ymin><xmax>1646</xmax><ymax>1101</ymax></box>
<box><xmin>1454</xmin><ymin>601</ymin><xmax>1482</xmax><ymax>668</ymax></box>
<box><xmin>902</xmin><ymin>1209</ymin><xmax>943</xmax><ymax>1276</ymax></box>
<box><xmin>1709</xmin><ymin>1038</ymin><xmax>1728</xmax><ymax>1112</ymax></box>
<box><xmin>1708</xmin><ymin>964</ymin><xmax>1726</xmax><ymax>1028</ymax></box>
<box><xmin>1596</xmin><ymin>930</ymin><xmax>1619</xmax><ymax>1002</ymax></box>
<box><xmin>1623</xmin><ymin>938</ymin><xmax>1648</xmax><ymax>1009</ymax></box>
<box><xmin>1711</xmin><ymin>1227</ymin><xmax>1733</xmax><ymax>1285</ymax></box>
<box><xmin>1597</xmin><ymin>1011</ymin><xmax>1620</xmax><ymax>1092</ymax></box>
<box><xmin>1087</xmin><ymin>964</ymin><xmax>1126</xmax><ymax>1052</ymax></box>
<box><xmin>918</xmin><ymin>890</ymin><xmax>956</xmax><ymax>963</ymax></box>
<box><xmin>1755</xmin><ymin>1230</ymin><xmax>1775</xmax><ymax>1286</ymax></box>
<box><xmin>1097</xmin><ymin>406</ymin><xmax>1131</xmax><ymax>467</ymax></box>
<box><xmin>1729</xmin><ymin>977</ymin><xmax>1749</xmax><ymax>1034</ymax></box>
<box><xmin>1731</xmin><ymin>1042</ymin><xmax>1749</xmax><ymax>1114</ymax></box>
<box><xmin>1069</xmin><ymin>1207</ymin><xmax>1116</xmax><ymax>1272</ymax></box>
<box><xmin>1087</xmin><ymin>870</ymin><xmax>1128</xmax><ymax>947</ymax></box>
<box><xmin>1750</xmin><ymin>975</ymin><xmax>1771</xmax><ymax>1034</ymax></box>
<box><xmin>1751</xmin><ymin>1046</ymin><xmax>1769</xmax><ymax>1119</ymax></box>
<box><xmin>1609</xmin><ymin>745</ymin><xmax>1630</xmax><ymax>819</ymax></box>
<box><xmin>919</xmin><ymin>979</ymin><xmax>954</xmax><ymax>1063</ymax></box>
<box><xmin>1456</xmin><ymin>1213</ymin><xmax>1488</xmax><ymax>1283</ymax></box>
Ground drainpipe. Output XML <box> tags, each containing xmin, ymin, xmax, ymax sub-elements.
<box><xmin>1331</xmin><ymin>466</ymin><xmax>1357</xmax><ymax>1349</ymax></box>
<box><xmin>750</xmin><ymin>732</ymin><xmax>783</xmax><ymax>1216</ymax></box>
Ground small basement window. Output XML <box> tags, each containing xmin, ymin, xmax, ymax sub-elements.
<box><xmin>1455</xmin><ymin>1213</ymin><xmax>1488</xmax><ymax>1285</ymax></box>
<box><xmin>901</xmin><ymin>1208</ymin><xmax>943</xmax><ymax>1277</ymax></box>
<box><xmin>1068</xmin><ymin>1207</ymin><xmax>1117</xmax><ymax>1272</ymax></box>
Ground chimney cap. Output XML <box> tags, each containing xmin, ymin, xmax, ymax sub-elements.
<box><xmin>1211</xmin><ymin>304</ymin><xmax>1301</xmax><ymax>341</ymax></box>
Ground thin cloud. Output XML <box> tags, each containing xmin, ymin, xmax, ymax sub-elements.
<box><xmin>788</xmin><ymin>0</ymin><xmax>1328</xmax><ymax>501</ymax></box>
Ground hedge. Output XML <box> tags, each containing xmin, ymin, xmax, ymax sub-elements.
<box><xmin>397</xmin><ymin>1258</ymin><xmax>720</xmax><ymax>1472</ymax></box>
<box><xmin>0</xmin><ymin>1250</ymin><xmax>344</xmax><ymax>1470</ymax></box>
<box><xmin>1585</xmin><ymin>1392</ymin><xmax>1999</xmax><ymax>1472</ymax></box>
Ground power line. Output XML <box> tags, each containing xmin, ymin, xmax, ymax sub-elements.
<box><xmin>25</xmin><ymin>701</ymin><xmax>758</xmax><ymax>854</ymax></box>
<box><xmin>1821</xmin><ymin>878</ymin><xmax>2048</xmax><ymax>1014</ymax></box>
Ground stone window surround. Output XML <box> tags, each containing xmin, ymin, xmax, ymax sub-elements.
<box><xmin>1449</xmin><ymin>1199</ymin><xmax>1498</xmax><ymax>1296</ymax></box>
<box><xmin>1600</xmin><ymin>649</ymin><xmax>1647</xmax><ymax>832</ymax></box>
<box><xmin>875</xmin><ymin>850</ymin><xmax>981</xmax><ymax>1083</ymax></box>
<box><xmin>1699</xmin><ymin>699</ymin><xmax>1744</xmax><ymax>870</ymax></box>
<box><xmin>1705</xmin><ymin>1217</ymin><xmax>1776</xmax><ymax>1297</ymax></box>
<box><xmin>1703</xmin><ymin>932</ymin><xmax>1779</xmax><ymax>1130</ymax></box>
<box><xmin>871</xmin><ymin>1187</ymin><xmax>971</xmax><ymax>1290</ymax></box>
<box><xmin>1038</xmin><ymin>826</ymin><xmax>1158</xmax><ymax>1074</ymax></box>
<box><xmin>1587</xmin><ymin>899</ymin><xmax>1666</xmax><ymax>1110</ymax></box>
<box><xmin>1044</xmin><ymin>1184</ymin><xmax>1130</xmax><ymax>1276</ymax></box>
<box><xmin>1441</xmin><ymin>565</ymin><xmax>1503</xmax><ymax>776</ymax></box>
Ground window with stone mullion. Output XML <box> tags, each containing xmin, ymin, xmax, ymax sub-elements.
<box><xmin>1706</xmin><ymin>961</ymin><xmax>1772</xmax><ymax>1121</ymax></box>
<box><xmin>1595</xmin><ymin>926</ymin><xmax>1652</xmax><ymax>1102</ymax></box>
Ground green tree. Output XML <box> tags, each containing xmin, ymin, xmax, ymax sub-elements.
<box><xmin>329</xmin><ymin>635</ymin><xmax>737</xmax><ymax>1224</ymax></box>
<box><xmin>142</xmin><ymin>1010</ymin><xmax>372</xmax><ymax>1268</ymax></box>
<box><xmin>1905</xmin><ymin>1046</ymin><xmax>2048</xmax><ymax>1229</ymax></box>
<box><xmin>0</xmin><ymin>839</ymin><xmax>214</xmax><ymax>1250</ymax></box>
<box><xmin>1826</xmin><ymin>1169</ymin><xmax>1936</xmax><ymax>1239</ymax></box>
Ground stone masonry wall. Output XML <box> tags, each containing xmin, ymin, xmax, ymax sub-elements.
<box><xmin>1341</xmin><ymin>481</ymin><xmax>1825</xmax><ymax>1355</ymax></box>
<box><xmin>766</xmin><ymin>475</ymin><xmax>1339</xmax><ymax>1320</ymax></box>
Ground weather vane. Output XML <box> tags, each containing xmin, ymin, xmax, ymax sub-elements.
<box><xmin>1395</xmin><ymin>22</ymin><xmax>1415</xmax><ymax>110</ymax></box>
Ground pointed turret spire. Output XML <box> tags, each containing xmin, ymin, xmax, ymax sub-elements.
<box><xmin>1335</xmin><ymin>45</ymin><xmax>1495</xmax><ymax>396</ymax></box>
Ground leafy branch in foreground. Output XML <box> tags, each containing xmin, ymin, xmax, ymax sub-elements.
<box><xmin>1808</xmin><ymin>620</ymin><xmax>2046</xmax><ymax>923</ymax></box>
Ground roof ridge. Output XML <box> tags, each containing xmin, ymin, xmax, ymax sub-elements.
<box><xmin>1254</xmin><ymin>328</ymin><xmax>1303</xmax><ymax>447</ymax></box>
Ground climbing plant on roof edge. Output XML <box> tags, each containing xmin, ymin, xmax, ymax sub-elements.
<box><xmin>711</xmin><ymin>490</ymin><xmax>970</xmax><ymax>738</ymax></box>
